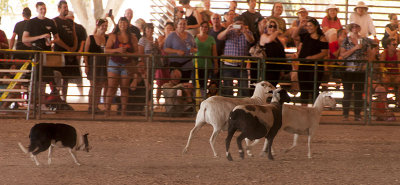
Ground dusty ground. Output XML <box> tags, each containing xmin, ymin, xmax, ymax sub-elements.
<box><xmin>1</xmin><ymin>119</ymin><xmax>400</xmax><ymax>184</ymax></box>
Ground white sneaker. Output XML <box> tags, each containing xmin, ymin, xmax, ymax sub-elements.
<box><xmin>41</xmin><ymin>104</ymin><xmax>56</xmax><ymax>114</ymax></box>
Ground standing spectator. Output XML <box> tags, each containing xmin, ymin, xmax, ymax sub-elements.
<box><xmin>124</xmin><ymin>8</ymin><xmax>142</xmax><ymax>40</ymax></box>
<box><xmin>241</xmin><ymin>0</ymin><xmax>262</xmax><ymax>36</ymax></box>
<box><xmin>179</xmin><ymin>0</ymin><xmax>202</xmax><ymax>36</ymax></box>
<box><xmin>53</xmin><ymin>1</ymin><xmax>79</xmax><ymax>101</ymax></box>
<box><xmin>339</xmin><ymin>23</ymin><xmax>371</xmax><ymax>121</ymax></box>
<box><xmin>381</xmin><ymin>14</ymin><xmax>400</xmax><ymax>49</ymax></box>
<box><xmin>217</xmin><ymin>16</ymin><xmax>254</xmax><ymax>97</ymax></box>
<box><xmin>104</xmin><ymin>17</ymin><xmax>139</xmax><ymax>116</ymax></box>
<box><xmin>66</xmin><ymin>10</ymin><xmax>87</xmax><ymax>96</ymax></box>
<box><xmin>260</xmin><ymin>19</ymin><xmax>290</xmax><ymax>87</ymax></box>
<box><xmin>138</xmin><ymin>23</ymin><xmax>157</xmax><ymax>60</ymax></box>
<box><xmin>164</xmin><ymin>18</ymin><xmax>197</xmax><ymax>83</ymax></box>
<box><xmin>84</xmin><ymin>18</ymin><xmax>108</xmax><ymax>114</ymax></box>
<box><xmin>135</xmin><ymin>18</ymin><xmax>146</xmax><ymax>35</ymax></box>
<box><xmin>349</xmin><ymin>1</ymin><xmax>377</xmax><ymax>40</ymax></box>
<box><xmin>200</xmin><ymin>0</ymin><xmax>213</xmax><ymax>25</ymax></box>
<box><xmin>380</xmin><ymin>38</ymin><xmax>400</xmax><ymax>106</ymax></box>
<box><xmin>127</xmin><ymin>61</ymin><xmax>150</xmax><ymax>115</ymax></box>
<box><xmin>229</xmin><ymin>1</ymin><xmax>240</xmax><ymax>17</ymax></box>
<box><xmin>321</xmin><ymin>4</ymin><xmax>342</xmax><ymax>43</ymax></box>
<box><xmin>221</xmin><ymin>10</ymin><xmax>235</xmax><ymax>28</ymax></box>
<box><xmin>267</xmin><ymin>2</ymin><xmax>287</xmax><ymax>33</ymax></box>
<box><xmin>329</xmin><ymin>28</ymin><xmax>348</xmax><ymax>81</ymax></box>
<box><xmin>195</xmin><ymin>21</ymin><xmax>218</xmax><ymax>96</ymax></box>
<box><xmin>22</xmin><ymin>2</ymin><xmax>63</xmax><ymax>113</ymax></box>
<box><xmin>292</xmin><ymin>18</ymin><xmax>328</xmax><ymax>106</ymax></box>
<box><xmin>0</xmin><ymin>28</ymin><xmax>9</xmax><ymax>52</ymax></box>
<box><xmin>9</xmin><ymin>7</ymin><xmax>31</xmax><ymax>59</ymax></box>
<box><xmin>209</xmin><ymin>13</ymin><xmax>226</xmax><ymax>57</ymax></box>
<box><xmin>156</xmin><ymin>22</ymin><xmax>175</xmax><ymax>106</ymax></box>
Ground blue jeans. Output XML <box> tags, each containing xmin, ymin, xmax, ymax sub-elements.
<box><xmin>221</xmin><ymin>64</ymin><xmax>249</xmax><ymax>97</ymax></box>
<box><xmin>107</xmin><ymin>59</ymin><xmax>128</xmax><ymax>76</ymax></box>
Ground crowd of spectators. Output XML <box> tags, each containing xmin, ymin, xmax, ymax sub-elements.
<box><xmin>1</xmin><ymin>0</ymin><xmax>400</xmax><ymax>120</ymax></box>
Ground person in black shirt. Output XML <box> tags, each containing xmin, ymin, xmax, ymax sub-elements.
<box><xmin>22</xmin><ymin>2</ymin><xmax>62</xmax><ymax>113</ymax></box>
<box><xmin>241</xmin><ymin>0</ymin><xmax>262</xmax><ymax>36</ymax></box>
<box><xmin>53</xmin><ymin>1</ymin><xmax>79</xmax><ymax>101</ymax></box>
<box><xmin>10</xmin><ymin>7</ymin><xmax>31</xmax><ymax>59</ymax></box>
<box><xmin>124</xmin><ymin>8</ymin><xmax>142</xmax><ymax>40</ymax></box>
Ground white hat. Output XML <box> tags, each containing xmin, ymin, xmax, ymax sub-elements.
<box><xmin>326</xmin><ymin>4</ymin><xmax>339</xmax><ymax>11</ymax></box>
<box><xmin>354</xmin><ymin>1</ymin><xmax>368</xmax><ymax>11</ymax></box>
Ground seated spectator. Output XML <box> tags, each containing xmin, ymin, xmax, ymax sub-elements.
<box><xmin>179</xmin><ymin>0</ymin><xmax>202</xmax><ymax>36</ymax></box>
<box><xmin>349</xmin><ymin>1</ymin><xmax>377</xmax><ymax>40</ymax></box>
<box><xmin>164</xmin><ymin>18</ymin><xmax>197</xmax><ymax>83</ymax></box>
<box><xmin>156</xmin><ymin>22</ymin><xmax>175</xmax><ymax>106</ymax></box>
<box><xmin>221</xmin><ymin>10</ymin><xmax>235</xmax><ymax>28</ymax></box>
<box><xmin>288</xmin><ymin>7</ymin><xmax>312</xmax><ymax>48</ymax></box>
<box><xmin>371</xmin><ymin>83</ymin><xmax>396</xmax><ymax>121</ymax></box>
<box><xmin>329</xmin><ymin>28</ymin><xmax>347</xmax><ymax>80</ymax></box>
<box><xmin>322</xmin><ymin>4</ymin><xmax>342</xmax><ymax>43</ymax></box>
<box><xmin>0</xmin><ymin>28</ymin><xmax>9</xmax><ymax>55</ymax></box>
<box><xmin>379</xmin><ymin>38</ymin><xmax>400</xmax><ymax>106</ymax></box>
<box><xmin>267</xmin><ymin>2</ymin><xmax>287</xmax><ymax>33</ymax></box>
<box><xmin>200</xmin><ymin>0</ymin><xmax>213</xmax><ymax>25</ymax></box>
<box><xmin>135</xmin><ymin>18</ymin><xmax>146</xmax><ymax>35</ymax></box>
<box><xmin>125</xmin><ymin>61</ymin><xmax>150</xmax><ymax>115</ymax></box>
<box><xmin>217</xmin><ymin>16</ymin><xmax>254</xmax><ymax>97</ymax></box>
<box><xmin>162</xmin><ymin>69</ymin><xmax>194</xmax><ymax>116</ymax></box>
<box><xmin>381</xmin><ymin>14</ymin><xmax>400</xmax><ymax>49</ymax></box>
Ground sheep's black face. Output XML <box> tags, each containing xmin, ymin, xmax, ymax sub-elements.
<box><xmin>278</xmin><ymin>89</ymin><xmax>291</xmax><ymax>104</ymax></box>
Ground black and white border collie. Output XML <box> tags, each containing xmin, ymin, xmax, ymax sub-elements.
<box><xmin>18</xmin><ymin>123</ymin><xmax>91</xmax><ymax>166</ymax></box>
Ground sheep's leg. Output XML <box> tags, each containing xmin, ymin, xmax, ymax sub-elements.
<box><xmin>245</xmin><ymin>138</ymin><xmax>260</xmax><ymax>157</ymax></box>
<box><xmin>68</xmin><ymin>148</ymin><xmax>81</xmax><ymax>166</ymax></box>
<box><xmin>236</xmin><ymin>133</ymin><xmax>246</xmax><ymax>160</ymax></box>
<box><xmin>47</xmin><ymin>145</ymin><xmax>53</xmax><ymax>165</ymax></box>
<box><xmin>210</xmin><ymin>128</ymin><xmax>221</xmax><ymax>158</ymax></box>
<box><xmin>225</xmin><ymin>125</ymin><xmax>237</xmax><ymax>161</ymax></box>
<box><xmin>182</xmin><ymin>122</ymin><xmax>206</xmax><ymax>154</ymax></box>
<box><xmin>285</xmin><ymin>134</ymin><xmax>299</xmax><ymax>153</ymax></box>
<box><xmin>307</xmin><ymin>135</ymin><xmax>313</xmax><ymax>159</ymax></box>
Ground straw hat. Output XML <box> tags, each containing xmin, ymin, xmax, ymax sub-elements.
<box><xmin>297</xmin><ymin>7</ymin><xmax>308</xmax><ymax>14</ymax></box>
<box><xmin>326</xmin><ymin>4</ymin><xmax>339</xmax><ymax>11</ymax></box>
<box><xmin>354</xmin><ymin>1</ymin><xmax>368</xmax><ymax>11</ymax></box>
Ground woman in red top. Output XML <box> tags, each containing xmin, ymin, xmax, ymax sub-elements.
<box><xmin>380</xmin><ymin>38</ymin><xmax>400</xmax><ymax>106</ymax></box>
<box><xmin>104</xmin><ymin>17</ymin><xmax>138</xmax><ymax>116</ymax></box>
<box><xmin>322</xmin><ymin>4</ymin><xmax>342</xmax><ymax>43</ymax></box>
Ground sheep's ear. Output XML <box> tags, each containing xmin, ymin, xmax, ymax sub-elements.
<box><xmin>250</xmin><ymin>83</ymin><xmax>257</xmax><ymax>87</ymax></box>
<box><xmin>324</xmin><ymin>92</ymin><xmax>333</xmax><ymax>97</ymax></box>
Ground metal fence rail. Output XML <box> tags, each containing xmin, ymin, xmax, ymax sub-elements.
<box><xmin>0</xmin><ymin>49</ymin><xmax>399</xmax><ymax>125</ymax></box>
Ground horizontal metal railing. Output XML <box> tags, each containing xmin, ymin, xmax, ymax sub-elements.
<box><xmin>0</xmin><ymin>49</ymin><xmax>399</xmax><ymax>124</ymax></box>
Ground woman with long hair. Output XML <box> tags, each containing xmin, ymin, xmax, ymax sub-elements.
<box><xmin>179</xmin><ymin>0</ymin><xmax>202</xmax><ymax>36</ymax></box>
<box><xmin>260</xmin><ymin>19</ymin><xmax>291</xmax><ymax>87</ymax></box>
<box><xmin>381</xmin><ymin>13</ymin><xmax>400</xmax><ymax>49</ymax></box>
<box><xmin>292</xmin><ymin>18</ymin><xmax>328</xmax><ymax>106</ymax></box>
<box><xmin>84</xmin><ymin>18</ymin><xmax>109</xmax><ymax>114</ymax></box>
<box><xmin>195</xmin><ymin>21</ymin><xmax>218</xmax><ymax>95</ymax></box>
<box><xmin>104</xmin><ymin>17</ymin><xmax>138</xmax><ymax>116</ymax></box>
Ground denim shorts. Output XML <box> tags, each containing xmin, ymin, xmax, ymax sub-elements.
<box><xmin>107</xmin><ymin>59</ymin><xmax>128</xmax><ymax>76</ymax></box>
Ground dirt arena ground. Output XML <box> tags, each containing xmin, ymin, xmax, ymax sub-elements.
<box><xmin>1</xmin><ymin>119</ymin><xmax>400</xmax><ymax>184</ymax></box>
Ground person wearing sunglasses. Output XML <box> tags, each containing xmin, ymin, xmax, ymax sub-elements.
<box><xmin>339</xmin><ymin>23</ymin><xmax>372</xmax><ymax>121</ymax></box>
<box><xmin>260</xmin><ymin>19</ymin><xmax>291</xmax><ymax>87</ymax></box>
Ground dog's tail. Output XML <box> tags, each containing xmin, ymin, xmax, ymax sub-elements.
<box><xmin>18</xmin><ymin>142</ymin><xmax>29</xmax><ymax>154</ymax></box>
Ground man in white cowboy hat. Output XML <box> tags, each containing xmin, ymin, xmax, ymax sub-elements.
<box><xmin>349</xmin><ymin>1</ymin><xmax>376</xmax><ymax>39</ymax></box>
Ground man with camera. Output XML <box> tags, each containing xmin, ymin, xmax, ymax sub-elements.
<box><xmin>217</xmin><ymin>16</ymin><xmax>254</xmax><ymax>97</ymax></box>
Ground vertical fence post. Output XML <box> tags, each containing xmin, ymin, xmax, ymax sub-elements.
<box><xmin>261</xmin><ymin>57</ymin><xmax>266</xmax><ymax>81</ymax></box>
<box><xmin>91</xmin><ymin>55</ymin><xmax>97</xmax><ymax>120</ymax></box>
<box><xmin>150</xmin><ymin>55</ymin><xmax>155</xmax><ymax>122</ymax></box>
<box><xmin>38</xmin><ymin>53</ymin><xmax>44</xmax><ymax>119</ymax></box>
<box><xmin>313</xmin><ymin>60</ymin><xmax>318</xmax><ymax>102</ymax></box>
<box><xmin>366</xmin><ymin>60</ymin><xmax>373</xmax><ymax>125</ymax></box>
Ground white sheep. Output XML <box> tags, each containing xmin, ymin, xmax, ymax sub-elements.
<box><xmin>225</xmin><ymin>88</ymin><xmax>291</xmax><ymax>161</ymax></box>
<box><xmin>282</xmin><ymin>92</ymin><xmax>336</xmax><ymax>158</ymax></box>
<box><xmin>182</xmin><ymin>81</ymin><xmax>276</xmax><ymax>157</ymax></box>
